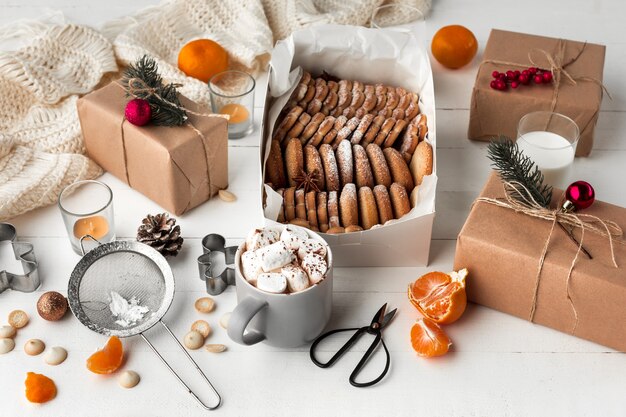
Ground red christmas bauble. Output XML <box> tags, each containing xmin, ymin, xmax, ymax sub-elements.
<box><xmin>125</xmin><ymin>99</ymin><xmax>152</xmax><ymax>126</ymax></box>
<box><xmin>565</xmin><ymin>181</ymin><xmax>595</xmax><ymax>210</ymax></box>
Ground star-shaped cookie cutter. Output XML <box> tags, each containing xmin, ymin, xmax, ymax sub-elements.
<box><xmin>197</xmin><ymin>234</ymin><xmax>237</xmax><ymax>295</ymax></box>
<box><xmin>0</xmin><ymin>223</ymin><xmax>40</xmax><ymax>294</ymax></box>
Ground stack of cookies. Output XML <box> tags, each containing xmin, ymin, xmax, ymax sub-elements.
<box><xmin>265</xmin><ymin>71</ymin><xmax>433</xmax><ymax>234</ymax></box>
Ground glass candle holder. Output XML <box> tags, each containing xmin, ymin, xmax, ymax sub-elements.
<box><xmin>209</xmin><ymin>70</ymin><xmax>255</xmax><ymax>139</ymax></box>
<box><xmin>58</xmin><ymin>180</ymin><xmax>115</xmax><ymax>255</ymax></box>
<box><xmin>516</xmin><ymin>111</ymin><xmax>580</xmax><ymax>189</ymax></box>
<box><xmin>370</xmin><ymin>4</ymin><xmax>426</xmax><ymax>39</ymax></box>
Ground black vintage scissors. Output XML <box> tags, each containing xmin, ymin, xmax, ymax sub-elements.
<box><xmin>309</xmin><ymin>303</ymin><xmax>397</xmax><ymax>387</ymax></box>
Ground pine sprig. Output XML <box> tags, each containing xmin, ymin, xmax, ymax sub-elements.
<box><xmin>121</xmin><ymin>55</ymin><xmax>188</xmax><ymax>126</ymax></box>
<box><xmin>487</xmin><ymin>136</ymin><xmax>553</xmax><ymax>208</ymax></box>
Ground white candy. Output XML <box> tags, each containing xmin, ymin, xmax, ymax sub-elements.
<box><xmin>0</xmin><ymin>338</ymin><xmax>15</xmax><ymax>354</ymax></box>
<box><xmin>241</xmin><ymin>250</ymin><xmax>263</xmax><ymax>284</ymax></box>
<box><xmin>256</xmin><ymin>241</ymin><xmax>295</xmax><ymax>272</ymax></box>
<box><xmin>246</xmin><ymin>228</ymin><xmax>280</xmax><ymax>251</ymax></box>
<box><xmin>118</xmin><ymin>370</ymin><xmax>140</xmax><ymax>389</ymax></box>
<box><xmin>281</xmin><ymin>264</ymin><xmax>310</xmax><ymax>293</ymax></box>
<box><xmin>297</xmin><ymin>239</ymin><xmax>327</xmax><ymax>260</ymax></box>
<box><xmin>280</xmin><ymin>225</ymin><xmax>309</xmax><ymax>251</ymax></box>
<box><xmin>256</xmin><ymin>273</ymin><xmax>287</xmax><ymax>294</ymax></box>
<box><xmin>44</xmin><ymin>346</ymin><xmax>68</xmax><ymax>365</ymax></box>
<box><xmin>24</xmin><ymin>339</ymin><xmax>45</xmax><ymax>356</ymax></box>
<box><xmin>184</xmin><ymin>331</ymin><xmax>204</xmax><ymax>350</ymax></box>
<box><xmin>302</xmin><ymin>253</ymin><xmax>328</xmax><ymax>284</ymax></box>
<box><xmin>0</xmin><ymin>325</ymin><xmax>16</xmax><ymax>338</ymax></box>
<box><xmin>219</xmin><ymin>312</ymin><xmax>231</xmax><ymax>329</ymax></box>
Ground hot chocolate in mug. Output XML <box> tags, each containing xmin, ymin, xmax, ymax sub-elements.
<box><xmin>228</xmin><ymin>225</ymin><xmax>333</xmax><ymax>348</ymax></box>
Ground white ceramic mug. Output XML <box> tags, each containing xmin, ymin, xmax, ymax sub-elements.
<box><xmin>227</xmin><ymin>226</ymin><xmax>333</xmax><ymax>348</ymax></box>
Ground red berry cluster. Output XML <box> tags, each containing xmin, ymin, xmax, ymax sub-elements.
<box><xmin>490</xmin><ymin>67</ymin><xmax>553</xmax><ymax>91</ymax></box>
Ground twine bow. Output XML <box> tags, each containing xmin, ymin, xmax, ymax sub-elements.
<box><xmin>475</xmin><ymin>180</ymin><xmax>623</xmax><ymax>332</ymax></box>
<box><xmin>482</xmin><ymin>39</ymin><xmax>611</xmax><ymax>113</ymax></box>
<box><xmin>116</xmin><ymin>78</ymin><xmax>229</xmax><ymax>212</ymax></box>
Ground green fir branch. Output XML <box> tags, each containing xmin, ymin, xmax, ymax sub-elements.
<box><xmin>487</xmin><ymin>136</ymin><xmax>553</xmax><ymax>208</ymax></box>
<box><xmin>121</xmin><ymin>55</ymin><xmax>188</xmax><ymax>127</ymax></box>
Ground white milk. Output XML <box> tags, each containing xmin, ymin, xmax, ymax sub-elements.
<box><xmin>516</xmin><ymin>131</ymin><xmax>575</xmax><ymax>188</ymax></box>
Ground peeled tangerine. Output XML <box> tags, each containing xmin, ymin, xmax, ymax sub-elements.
<box><xmin>408</xmin><ymin>268</ymin><xmax>468</xmax><ymax>325</ymax></box>
<box><xmin>410</xmin><ymin>318</ymin><xmax>451</xmax><ymax>358</ymax></box>
<box><xmin>87</xmin><ymin>336</ymin><xmax>124</xmax><ymax>374</ymax></box>
<box><xmin>25</xmin><ymin>372</ymin><xmax>57</xmax><ymax>403</ymax></box>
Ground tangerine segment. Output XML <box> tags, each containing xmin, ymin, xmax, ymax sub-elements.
<box><xmin>86</xmin><ymin>336</ymin><xmax>124</xmax><ymax>374</ymax></box>
<box><xmin>408</xmin><ymin>268</ymin><xmax>468</xmax><ymax>324</ymax></box>
<box><xmin>25</xmin><ymin>372</ymin><xmax>57</xmax><ymax>403</ymax></box>
<box><xmin>431</xmin><ymin>25</ymin><xmax>478</xmax><ymax>69</ymax></box>
<box><xmin>410</xmin><ymin>318</ymin><xmax>451</xmax><ymax>358</ymax></box>
<box><xmin>178</xmin><ymin>39</ymin><xmax>229</xmax><ymax>83</ymax></box>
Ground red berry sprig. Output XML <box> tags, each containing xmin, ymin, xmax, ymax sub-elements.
<box><xmin>490</xmin><ymin>67</ymin><xmax>553</xmax><ymax>91</ymax></box>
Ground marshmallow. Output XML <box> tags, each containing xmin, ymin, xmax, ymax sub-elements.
<box><xmin>302</xmin><ymin>253</ymin><xmax>328</xmax><ymax>284</ymax></box>
<box><xmin>280</xmin><ymin>225</ymin><xmax>309</xmax><ymax>251</ymax></box>
<box><xmin>246</xmin><ymin>228</ymin><xmax>280</xmax><ymax>251</ymax></box>
<box><xmin>257</xmin><ymin>273</ymin><xmax>287</xmax><ymax>294</ymax></box>
<box><xmin>297</xmin><ymin>239</ymin><xmax>328</xmax><ymax>260</ymax></box>
<box><xmin>281</xmin><ymin>264</ymin><xmax>310</xmax><ymax>293</ymax></box>
<box><xmin>257</xmin><ymin>241</ymin><xmax>295</xmax><ymax>272</ymax></box>
<box><xmin>241</xmin><ymin>250</ymin><xmax>263</xmax><ymax>285</ymax></box>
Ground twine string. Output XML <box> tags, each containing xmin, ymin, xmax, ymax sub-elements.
<box><xmin>475</xmin><ymin>180</ymin><xmax>623</xmax><ymax>331</ymax></box>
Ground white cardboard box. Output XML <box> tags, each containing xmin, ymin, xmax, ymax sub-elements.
<box><xmin>259</xmin><ymin>24</ymin><xmax>437</xmax><ymax>266</ymax></box>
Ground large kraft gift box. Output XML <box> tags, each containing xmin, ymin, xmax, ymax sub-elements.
<box><xmin>77</xmin><ymin>81</ymin><xmax>228</xmax><ymax>215</ymax></box>
<box><xmin>468</xmin><ymin>29</ymin><xmax>606</xmax><ymax>156</ymax></box>
<box><xmin>454</xmin><ymin>172</ymin><xmax>626</xmax><ymax>351</ymax></box>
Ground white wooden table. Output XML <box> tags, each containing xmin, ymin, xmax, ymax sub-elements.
<box><xmin>1</xmin><ymin>1</ymin><xmax>625</xmax><ymax>416</ymax></box>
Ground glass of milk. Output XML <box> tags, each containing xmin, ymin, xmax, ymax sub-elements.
<box><xmin>516</xmin><ymin>111</ymin><xmax>580</xmax><ymax>189</ymax></box>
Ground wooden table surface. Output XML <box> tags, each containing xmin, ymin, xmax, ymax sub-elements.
<box><xmin>1</xmin><ymin>1</ymin><xmax>625</xmax><ymax>416</ymax></box>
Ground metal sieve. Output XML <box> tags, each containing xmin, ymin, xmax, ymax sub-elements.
<box><xmin>68</xmin><ymin>237</ymin><xmax>221</xmax><ymax>410</ymax></box>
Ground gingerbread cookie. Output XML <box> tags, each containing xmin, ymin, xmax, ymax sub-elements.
<box><xmin>399</xmin><ymin>122</ymin><xmax>419</xmax><ymax>162</ymax></box>
<box><xmin>383</xmin><ymin>119</ymin><xmax>407</xmax><ymax>148</ymax></box>
<box><xmin>362</xmin><ymin>115</ymin><xmax>384</xmax><ymax>146</ymax></box>
<box><xmin>304</xmin><ymin>145</ymin><xmax>325</xmax><ymax>190</ymax></box>
<box><xmin>358</xmin><ymin>186</ymin><xmax>379</xmax><ymax>230</ymax></box>
<box><xmin>339</xmin><ymin>183</ymin><xmax>358</xmax><ymax>227</ymax></box>
<box><xmin>328</xmin><ymin>190</ymin><xmax>340</xmax><ymax>228</ymax></box>
<box><xmin>366</xmin><ymin>143</ymin><xmax>392</xmax><ymax>188</ymax></box>
<box><xmin>273</xmin><ymin>106</ymin><xmax>302</xmax><ymax>143</ymax></box>
<box><xmin>285</xmin><ymin>138</ymin><xmax>304</xmax><ymax>187</ymax></box>
<box><xmin>409</xmin><ymin>141</ymin><xmax>433</xmax><ymax>186</ymax></box>
<box><xmin>309</xmin><ymin>115</ymin><xmax>335</xmax><ymax>147</ymax></box>
<box><xmin>319</xmin><ymin>144</ymin><xmax>340</xmax><ymax>192</ymax></box>
<box><xmin>266</xmin><ymin>139</ymin><xmax>287</xmax><ymax>189</ymax></box>
<box><xmin>317</xmin><ymin>191</ymin><xmax>329</xmax><ymax>233</ymax></box>
<box><xmin>374</xmin><ymin>118</ymin><xmax>395</xmax><ymax>146</ymax></box>
<box><xmin>276</xmin><ymin>188</ymin><xmax>286</xmax><ymax>223</ymax></box>
<box><xmin>295</xmin><ymin>189</ymin><xmax>307</xmax><ymax>220</ymax></box>
<box><xmin>351</xmin><ymin>114</ymin><xmax>374</xmax><ymax>145</ymax></box>
<box><xmin>336</xmin><ymin>140</ymin><xmax>354</xmax><ymax>187</ymax></box>
<box><xmin>301</xmin><ymin>112</ymin><xmax>325</xmax><ymax>142</ymax></box>
<box><xmin>283</xmin><ymin>187</ymin><xmax>296</xmax><ymax>221</ymax></box>
<box><xmin>383</xmin><ymin>147</ymin><xmax>415</xmax><ymax>191</ymax></box>
<box><xmin>306</xmin><ymin>191</ymin><xmax>319</xmax><ymax>231</ymax></box>
<box><xmin>286</xmin><ymin>112</ymin><xmax>312</xmax><ymax>141</ymax></box>
<box><xmin>353</xmin><ymin>144</ymin><xmax>375</xmax><ymax>189</ymax></box>
<box><xmin>389</xmin><ymin>183</ymin><xmax>411</xmax><ymax>218</ymax></box>
<box><xmin>321</xmin><ymin>91</ymin><xmax>338</xmax><ymax>115</ymax></box>
<box><xmin>373</xmin><ymin>185</ymin><xmax>394</xmax><ymax>224</ymax></box>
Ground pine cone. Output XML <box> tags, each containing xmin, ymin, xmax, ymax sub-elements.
<box><xmin>136</xmin><ymin>213</ymin><xmax>184</xmax><ymax>257</ymax></box>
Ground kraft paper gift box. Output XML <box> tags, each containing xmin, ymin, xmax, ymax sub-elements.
<box><xmin>468</xmin><ymin>29</ymin><xmax>606</xmax><ymax>156</ymax></box>
<box><xmin>77</xmin><ymin>81</ymin><xmax>228</xmax><ymax>216</ymax></box>
<box><xmin>454</xmin><ymin>172</ymin><xmax>626</xmax><ymax>351</ymax></box>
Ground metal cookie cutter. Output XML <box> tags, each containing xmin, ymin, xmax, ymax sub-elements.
<box><xmin>197</xmin><ymin>234</ymin><xmax>238</xmax><ymax>295</ymax></box>
<box><xmin>0</xmin><ymin>223</ymin><xmax>40</xmax><ymax>294</ymax></box>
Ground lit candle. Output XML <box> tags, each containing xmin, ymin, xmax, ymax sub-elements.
<box><xmin>219</xmin><ymin>103</ymin><xmax>250</xmax><ymax>124</ymax></box>
<box><xmin>73</xmin><ymin>216</ymin><xmax>110</xmax><ymax>239</ymax></box>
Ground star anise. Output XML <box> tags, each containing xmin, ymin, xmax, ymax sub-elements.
<box><xmin>293</xmin><ymin>169</ymin><xmax>321</xmax><ymax>193</ymax></box>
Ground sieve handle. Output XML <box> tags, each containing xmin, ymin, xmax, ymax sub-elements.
<box><xmin>140</xmin><ymin>321</ymin><xmax>221</xmax><ymax>410</ymax></box>
<box><xmin>227</xmin><ymin>297</ymin><xmax>267</xmax><ymax>345</ymax></box>
<box><xmin>79</xmin><ymin>234</ymin><xmax>103</xmax><ymax>256</ymax></box>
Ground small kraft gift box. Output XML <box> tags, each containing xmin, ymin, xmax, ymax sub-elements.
<box><xmin>454</xmin><ymin>172</ymin><xmax>626</xmax><ymax>351</ymax></box>
<box><xmin>468</xmin><ymin>29</ymin><xmax>606</xmax><ymax>156</ymax></box>
<box><xmin>77</xmin><ymin>81</ymin><xmax>228</xmax><ymax>216</ymax></box>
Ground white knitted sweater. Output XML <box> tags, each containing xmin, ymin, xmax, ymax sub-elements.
<box><xmin>0</xmin><ymin>0</ymin><xmax>431</xmax><ymax>221</ymax></box>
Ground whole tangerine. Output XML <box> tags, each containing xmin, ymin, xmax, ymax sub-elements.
<box><xmin>431</xmin><ymin>25</ymin><xmax>478</xmax><ymax>69</ymax></box>
<box><xmin>178</xmin><ymin>39</ymin><xmax>229</xmax><ymax>83</ymax></box>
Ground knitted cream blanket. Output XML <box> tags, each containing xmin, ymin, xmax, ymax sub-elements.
<box><xmin>0</xmin><ymin>0</ymin><xmax>430</xmax><ymax>221</ymax></box>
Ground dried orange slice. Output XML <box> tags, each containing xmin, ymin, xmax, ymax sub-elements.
<box><xmin>408</xmin><ymin>268</ymin><xmax>468</xmax><ymax>324</ymax></box>
<box><xmin>25</xmin><ymin>372</ymin><xmax>57</xmax><ymax>403</ymax></box>
<box><xmin>86</xmin><ymin>336</ymin><xmax>124</xmax><ymax>374</ymax></box>
<box><xmin>410</xmin><ymin>318</ymin><xmax>451</xmax><ymax>357</ymax></box>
